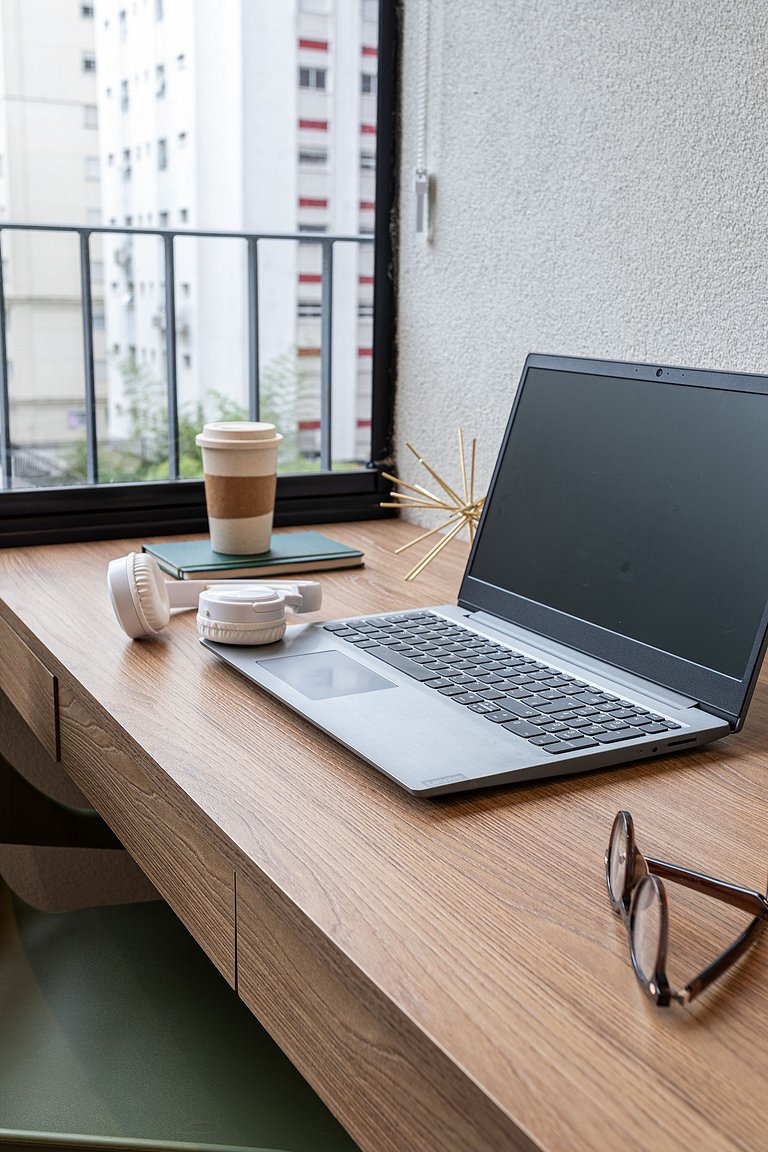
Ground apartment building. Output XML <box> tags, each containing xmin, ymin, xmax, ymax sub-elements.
<box><xmin>96</xmin><ymin>0</ymin><xmax>378</xmax><ymax>467</ymax></box>
<box><xmin>0</xmin><ymin>0</ymin><xmax>105</xmax><ymax>475</ymax></box>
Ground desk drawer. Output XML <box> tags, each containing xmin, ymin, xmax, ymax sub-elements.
<box><xmin>0</xmin><ymin>614</ymin><xmax>59</xmax><ymax>761</ymax></box>
<box><xmin>58</xmin><ymin>682</ymin><xmax>236</xmax><ymax>986</ymax></box>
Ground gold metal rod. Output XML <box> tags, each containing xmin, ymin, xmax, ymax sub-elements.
<box><xmin>394</xmin><ymin>511</ymin><xmax>465</xmax><ymax>554</ymax></box>
<box><xmin>405</xmin><ymin>517</ymin><xmax>468</xmax><ymax>581</ymax></box>
<box><xmin>380</xmin><ymin>499</ymin><xmax>455</xmax><ymax>511</ymax></box>
<box><xmin>395</xmin><ymin>512</ymin><xmax>465</xmax><ymax>554</ymax></box>
<box><xmin>405</xmin><ymin>442</ymin><xmax>464</xmax><ymax>505</ymax></box>
<box><xmin>386</xmin><ymin>491</ymin><xmax>454</xmax><ymax>510</ymax></box>
<box><xmin>469</xmin><ymin>438</ymin><xmax>476</xmax><ymax>505</ymax></box>
<box><xmin>381</xmin><ymin>472</ymin><xmax>447</xmax><ymax>506</ymax></box>
<box><xmin>458</xmin><ymin>428</ymin><xmax>468</xmax><ymax>506</ymax></box>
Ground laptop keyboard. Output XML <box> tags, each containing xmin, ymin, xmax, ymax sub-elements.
<box><xmin>323</xmin><ymin>610</ymin><xmax>682</xmax><ymax>756</ymax></box>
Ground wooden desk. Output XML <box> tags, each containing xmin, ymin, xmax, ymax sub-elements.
<box><xmin>0</xmin><ymin>520</ymin><xmax>766</xmax><ymax>1152</ymax></box>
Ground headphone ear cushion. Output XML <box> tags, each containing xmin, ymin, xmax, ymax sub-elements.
<box><xmin>131</xmin><ymin>553</ymin><xmax>172</xmax><ymax>634</ymax></box>
<box><xmin>197</xmin><ymin>615</ymin><xmax>286</xmax><ymax>646</ymax></box>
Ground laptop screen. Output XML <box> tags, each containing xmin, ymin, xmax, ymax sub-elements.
<box><xmin>461</xmin><ymin>355</ymin><xmax>768</xmax><ymax>724</ymax></box>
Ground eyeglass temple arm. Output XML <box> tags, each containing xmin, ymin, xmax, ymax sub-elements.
<box><xmin>645</xmin><ymin>857</ymin><xmax>768</xmax><ymax>1004</ymax></box>
<box><xmin>681</xmin><ymin>912</ymin><xmax>766</xmax><ymax>1003</ymax></box>
<box><xmin>645</xmin><ymin>856</ymin><xmax>768</xmax><ymax>918</ymax></box>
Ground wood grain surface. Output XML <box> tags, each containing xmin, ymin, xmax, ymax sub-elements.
<box><xmin>0</xmin><ymin>520</ymin><xmax>766</xmax><ymax>1152</ymax></box>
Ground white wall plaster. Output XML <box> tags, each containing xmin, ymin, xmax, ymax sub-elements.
<box><xmin>396</xmin><ymin>0</ymin><xmax>768</xmax><ymax>536</ymax></box>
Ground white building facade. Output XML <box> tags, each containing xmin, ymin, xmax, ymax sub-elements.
<box><xmin>95</xmin><ymin>0</ymin><xmax>378</xmax><ymax>469</ymax></box>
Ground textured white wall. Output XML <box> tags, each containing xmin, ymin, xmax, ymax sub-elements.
<box><xmin>396</xmin><ymin>0</ymin><xmax>768</xmax><ymax>528</ymax></box>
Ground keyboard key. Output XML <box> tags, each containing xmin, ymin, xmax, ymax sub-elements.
<box><xmin>468</xmin><ymin>701</ymin><xmax>501</xmax><ymax>714</ymax></box>
<box><xmin>498</xmin><ymin>698</ymin><xmax>540</xmax><ymax>719</ymax></box>
<box><xmin>535</xmin><ymin>700</ymin><xmax>579</xmax><ymax>714</ymax></box>
<box><xmin>476</xmin><ymin>687</ymin><xmax>507</xmax><ymax>701</ymax></box>
<box><xmin>453</xmin><ymin>692</ymin><xmax>484</xmax><ymax>705</ymax></box>
<box><xmin>438</xmin><ymin>684</ymin><xmax>470</xmax><ymax>696</ymax></box>
<box><xmin>501</xmin><ymin>719</ymin><xmax>545</xmax><ymax>738</ymax></box>
<box><xmin>539</xmin><ymin>737</ymin><xmax>599</xmax><ymax>754</ymax></box>
<box><xmin>593</xmin><ymin>727</ymin><xmax>644</xmax><ymax>743</ymax></box>
<box><xmin>423</xmin><ymin>678</ymin><xmax>454</xmax><ymax>690</ymax></box>
<box><xmin>529</xmin><ymin>734</ymin><xmax>562</xmax><ymax>746</ymax></box>
<box><xmin>638</xmin><ymin>722</ymin><xmax>674</xmax><ymax>733</ymax></box>
<box><xmin>369</xmin><ymin>646</ymin><xmax>442</xmax><ymax>680</ymax></box>
<box><xmin>485</xmin><ymin>709</ymin><xmax>518</xmax><ymax>724</ymax></box>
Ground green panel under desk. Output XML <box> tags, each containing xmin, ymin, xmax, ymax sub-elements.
<box><xmin>0</xmin><ymin>883</ymin><xmax>360</xmax><ymax>1152</ymax></box>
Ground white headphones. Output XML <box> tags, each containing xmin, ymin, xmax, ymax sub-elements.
<box><xmin>107</xmin><ymin>552</ymin><xmax>322</xmax><ymax>645</ymax></box>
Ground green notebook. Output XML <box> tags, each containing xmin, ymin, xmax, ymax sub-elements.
<box><xmin>143</xmin><ymin>531</ymin><xmax>364</xmax><ymax>579</ymax></box>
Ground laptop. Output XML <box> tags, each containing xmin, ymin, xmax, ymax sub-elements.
<box><xmin>202</xmin><ymin>353</ymin><xmax>768</xmax><ymax>796</ymax></box>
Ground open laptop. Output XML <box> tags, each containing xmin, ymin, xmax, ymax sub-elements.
<box><xmin>202</xmin><ymin>353</ymin><xmax>768</xmax><ymax>796</ymax></box>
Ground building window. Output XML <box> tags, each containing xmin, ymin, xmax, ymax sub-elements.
<box><xmin>93</xmin><ymin>312</ymin><xmax>106</xmax><ymax>330</ymax></box>
<box><xmin>82</xmin><ymin>53</ymin><xmax>96</xmax><ymax>72</ymax></box>
<box><xmin>298</xmin><ymin>301</ymin><xmax>323</xmax><ymax>318</ymax></box>
<box><xmin>181</xmin><ymin>282</ymin><xmax>191</xmax><ymax>296</ymax></box>
<box><xmin>121</xmin><ymin>79</ymin><xmax>129</xmax><ymax>110</ymax></box>
<box><xmin>81</xmin><ymin>4</ymin><xmax>94</xmax><ymax>17</ymax></box>
<box><xmin>159</xmin><ymin>210</ymin><xmax>169</xmax><ymax>226</ymax></box>
<box><xmin>361</xmin><ymin>73</ymin><xmax>377</xmax><ymax>94</ymax></box>
<box><xmin>156</xmin><ymin>64</ymin><xmax>166</xmax><ymax>96</ymax></box>
<box><xmin>156</xmin><ymin>0</ymin><xmax>164</xmax><ymax>19</ymax></box>
<box><xmin>157</xmin><ymin>139</ymin><xmax>167</xmax><ymax>169</ymax></box>
<box><xmin>358</xmin><ymin>302</ymin><xmax>374</xmax><ymax>318</ymax></box>
<box><xmin>182</xmin><ymin>354</ymin><xmax>191</xmax><ymax>369</ymax></box>
<box><xmin>360</xmin><ymin>151</ymin><xmax>376</xmax><ymax>170</ymax></box>
<box><xmin>298</xmin><ymin>223</ymin><xmax>328</xmax><ymax>233</ymax></box>
<box><xmin>84</xmin><ymin>104</ymin><xmax>98</xmax><ymax>128</ymax></box>
<box><xmin>178</xmin><ymin>131</ymin><xmax>187</xmax><ymax>146</ymax></box>
<box><xmin>84</xmin><ymin>156</ymin><xmax>100</xmax><ymax>181</ymax></box>
<box><xmin>299</xmin><ymin>149</ymin><xmax>327</xmax><ymax>166</ymax></box>
<box><xmin>299</xmin><ymin>67</ymin><xmax>326</xmax><ymax>90</ymax></box>
<box><xmin>179</xmin><ymin>208</ymin><xmax>188</xmax><ymax>223</ymax></box>
<box><xmin>177</xmin><ymin>53</ymin><xmax>186</xmax><ymax>69</ymax></box>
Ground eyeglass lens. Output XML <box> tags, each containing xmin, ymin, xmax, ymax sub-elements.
<box><xmin>631</xmin><ymin>876</ymin><xmax>663</xmax><ymax>985</ymax></box>
<box><xmin>608</xmin><ymin>816</ymin><xmax>630</xmax><ymax>904</ymax></box>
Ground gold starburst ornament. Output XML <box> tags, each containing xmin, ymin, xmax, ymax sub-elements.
<box><xmin>381</xmin><ymin>429</ymin><xmax>486</xmax><ymax>581</ymax></box>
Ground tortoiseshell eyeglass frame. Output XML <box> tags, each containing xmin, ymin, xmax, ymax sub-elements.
<box><xmin>605</xmin><ymin>810</ymin><xmax>768</xmax><ymax>1007</ymax></box>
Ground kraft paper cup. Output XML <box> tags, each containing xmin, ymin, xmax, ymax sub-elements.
<box><xmin>195</xmin><ymin>421</ymin><xmax>283</xmax><ymax>554</ymax></box>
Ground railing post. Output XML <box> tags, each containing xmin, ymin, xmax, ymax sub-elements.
<box><xmin>319</xmin><ymin>239</ymin><xmax>334</xmax><ymax>471</ymax></box>
<box><xmin>79</xmin><ymin>230</ymin><xmax>99</xmax><ymax>484</ymax></box>
<box><xmin>247</xmin><ymin>236</ymin><xmax>260</xmax><ymax>421</ymax></box>
<box><xmin>162</xmin><ymin>232</ymin><xmax>180</xmax><ymax>480</ymax></box>
<box><xmin>0</xmin><ymin>231</ymin><xmax>11</xmax><ymax>489</ymax></box>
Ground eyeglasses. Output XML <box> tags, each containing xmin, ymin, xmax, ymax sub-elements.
<box><xmin>605</xmin><ymin>810</ymin><xmax>768</xmax><ymax>1006</ymax></box>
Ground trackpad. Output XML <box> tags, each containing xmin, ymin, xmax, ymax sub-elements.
<box><xmin>257</xmin><ymin>650</ymin><xmax>396</xmax><ymax>700</ymax></box>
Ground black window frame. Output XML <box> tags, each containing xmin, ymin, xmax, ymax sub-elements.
<box><xmin>0</xmin><ymin>0</ymin><xmax>398</xmax><ymax>548</ymax></box>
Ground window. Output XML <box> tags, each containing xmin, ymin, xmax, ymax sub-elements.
<box><xmin>299</xmin><ymin>67</ymin><xmax>326</xmax><ymax>90</ymax></box>
<box><xmin>81</xmin><ymin>4</ymin><xmax>94</xmax><ymax>17</ymax></box>
<box><xmin>0</xmin><ymin>0</ymin><xmax>394</xmax><ymax>544</ymax></box>
<box><xmin>361</xmin><ymin>73</ymin><xmax>377</xmax><ymax>94</ymax></box>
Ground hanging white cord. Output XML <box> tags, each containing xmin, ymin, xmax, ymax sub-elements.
<box><xmin>413</xmin><ymin>0</ymin><xmax>430</xmax><ymax>233</ymax></box>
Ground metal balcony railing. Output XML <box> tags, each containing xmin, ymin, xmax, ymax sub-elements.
<box><xmin>0</xmin><ymin>222</ymin><xmax>375</xmax><ymax>490</ymax></box>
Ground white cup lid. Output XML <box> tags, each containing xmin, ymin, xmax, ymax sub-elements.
<box><xmin>196</xmin><ymin>421</ymin><xmax>283</xmax><ymax>449</ymax></box>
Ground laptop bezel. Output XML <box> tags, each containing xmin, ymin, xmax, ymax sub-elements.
<box><xmin>458</xmin><ymin>352</ymin><xmax>768</xmax><ymax>729</ymax></box>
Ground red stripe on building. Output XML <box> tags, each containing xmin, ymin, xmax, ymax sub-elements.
<box><xmin>361</xmin><ymin>123</ymin><xmax>376</xmax><ymax>135</ymax></box>
<box><xmin>298</xmin><ymin>273</ymin><xmax>322</xmax><ymax>283</ymax></box>
<box><xmin>362</xmin><ymin>46</ymin><xmax>378</xmax><ymax>57</ymax></box>
<box><xmin>299</xmin><ymin>38</ymin><xmax>328</xmax><ymax>51</ymax></box>
<box><xmin>359</xmin><ymin>275</ymin><xmax>374</xmax><ymax>285</ymax></box>
<box><xmin>298</xmin><ymin>348</ymin><xmax>321</xmax><ymax>358</ymax></box>
<box><xmin>298</xmin><ymin>118</ymin><xmax>328</xmax><ymax>131</ymax></box>
<box><xmin>298</xmin><ymin>197</ymin><xmax>328</xmax><ymax>208</ymax></box>
<box><xmin>358</xmin><ymin>347</ymin><xmax>372</xmax><ymax>357</ymax></box>
<box><xmin>359</xmin><ymin>200</ymin><xmax>375</xmax><ymax>211</ymax></box>
<box><xmin>299</xmin><ymin>418</ymin><xmax>371</xmax><ymax>430</ymax></box>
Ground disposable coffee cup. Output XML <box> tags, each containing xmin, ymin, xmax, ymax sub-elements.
<box><xmin>195</xmin><ymin>421</ymin><xmax>283</xmax><ymax>554</ymax></box>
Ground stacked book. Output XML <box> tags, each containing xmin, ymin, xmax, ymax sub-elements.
<box><xmin>142</xmin><ymin>531</ymin><xmax>364</xmax><ymax>580</ymax></box>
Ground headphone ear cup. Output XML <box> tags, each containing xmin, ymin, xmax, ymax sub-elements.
<box><xmin>196</xmin><ymin>615</ymin><xmax>287</xmax><ymax>646</ymax></box>
<box><xmin>130</xmin><ymin>553</ymin><xmax>172</xmax><ymax>634</ymax></box>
